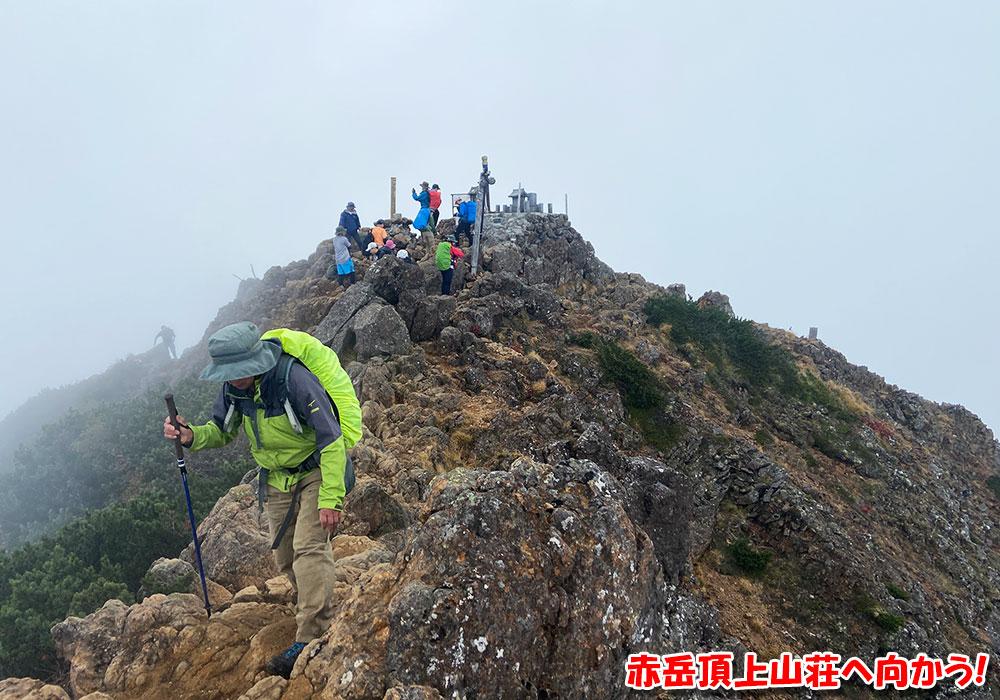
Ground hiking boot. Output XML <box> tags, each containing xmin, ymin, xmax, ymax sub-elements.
<box><xmin>266</xmin><ymin>641</ymin><xmax>306</xmax><ymax>679</ymax></box>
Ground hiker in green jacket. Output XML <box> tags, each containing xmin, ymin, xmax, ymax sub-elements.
<box><xmin>162</xmin><ymin>322</ymin><xmax>353</xmax><ymax>679</ymax></box>
<box><xmin>435</xmin><ymin>234</ymin><xmax>465</xmax><ymax>295</ymax></box>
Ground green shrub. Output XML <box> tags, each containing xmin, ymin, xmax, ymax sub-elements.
<box><xmin>886</xmin><ymin>582</ymin><xmax>911</xmax><ymax>601</ymax></box>
<box><xmin>987</xmin><ymin>475</ymin><xmax>1000</xmax><ymax>500</ymax></box>
<box><xmin>595</xmin><ymin>338</ymin><xmax>664</xmax><ymax>410</ymax></box>
<box><xmin>754</xmin><ymin>429</ymin><xmax>774</xmax><ymax>447</ymax></box>
<box><xmin>643</xmin><ymin>294</ymin><xmax>845</xmax><ymax>410</ymax></box>
<box><xmin>874</xmin><ymin>611</ymin><xmax>906</xmax><ymax>633</ymax></box>
<box><xmin>727</xmin><ymin>540</ymin><xmax>771</xmax><ymax>575</ymax></box>
<box><xmin>568</xmin><ymin>330</ymin><xmax>598</xmax><ymax>348</ymax></box>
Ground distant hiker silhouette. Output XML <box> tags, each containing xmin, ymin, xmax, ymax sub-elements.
<box><xmin>154</xmin><ymin>325</ymin><xmax>177</xmax><ymax>359</ymax></box>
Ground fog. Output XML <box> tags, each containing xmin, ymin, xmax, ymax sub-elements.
<box><xmin>1</xmin><ymin>1</ymin><xmax>998</xmax><ymax>435</ymax></box>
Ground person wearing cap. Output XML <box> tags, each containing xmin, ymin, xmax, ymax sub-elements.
<box><xmin>411</xmin><ymin>182</ymin><xmax>436</xmax><ymax>234</ymax></box>
<box><xmin>396</xmin><ymin>247</ymin><xmax>415</xmax><ymax>265</ymax></box>
<box><xmin>338</xmin><ymin>202</ymin><xmax>363</xmax><ymax>252</ymax></box>
<box><xmin>428</xmin><ymin>184</ymin><xmax>442</xmax><ymax>228</ymax></box>
<box><xmin>161</xmin><ymin>321</ymin><xmax>351</xmax><ymax>679</ymax></box>
<box><xmin>435</xmin><ymin>234</ymin><xmax>465</xmax><ymax>295</ymax></box>
<box><xmin>454</xmin><ymin>195</ymin><xmax>477</xmax><ymax>247</ymax></box>
<box><xmin>332</xmin><ymin>227</ymin><xmax>355</xmax><ymax>287</ymax></box>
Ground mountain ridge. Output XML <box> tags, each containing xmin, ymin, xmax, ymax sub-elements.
<box><xmin>2</xmin><ymin>213</ymin><xmax>997</xmax><ymax>699</ymax></box>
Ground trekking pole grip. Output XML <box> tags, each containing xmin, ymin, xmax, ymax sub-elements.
<box><xmin>165</xmin><ymin>394</ymin><xmax>185</xmax><ymax>461</ymax></box>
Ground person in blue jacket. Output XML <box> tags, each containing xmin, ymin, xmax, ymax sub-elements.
<box><xmin>338</xmin><ymin>202</ymin><xmax>363</xmax><ymax>252</ymax></box>
<box><xmin>454</xmin><ymin>195</ymin><xmax>478</xmax><ymax>246</ymax></box>
<box><xmin>411</xmin><ymin>182</ymin><xmax>436</xmax><ymax>235</ymax></box>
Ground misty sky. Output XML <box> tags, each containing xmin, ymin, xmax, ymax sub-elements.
<box><xmin>1</xmin><ymin>2</ymin><xmax>998</xmax><ymax>435</ymax></box>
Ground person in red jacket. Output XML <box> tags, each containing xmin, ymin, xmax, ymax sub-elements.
<box><xmin>429</xmin><ymin>184</ymin><xmax>442</xmax><ymax>229</ymax></box>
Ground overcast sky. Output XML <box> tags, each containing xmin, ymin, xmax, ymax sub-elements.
<box><xmin>1</xmin><ymin>2</ymin><xmax>998</xmax><ymax>434</ymax></box>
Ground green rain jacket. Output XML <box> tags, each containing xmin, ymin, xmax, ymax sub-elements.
<box><xmin>188</xmin><ymin>341</ymin><xmax>348</xmax><ymax>511</ymax></box>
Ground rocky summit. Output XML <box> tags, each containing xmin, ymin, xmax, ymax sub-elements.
<box><xmin>5</xmin><ymin>213</ymin><xmax>999</xmax><ymax>699</ymax></box>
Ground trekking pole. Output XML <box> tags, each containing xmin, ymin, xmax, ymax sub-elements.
<box><xmin>165</xmin><ymin>394</ymin><xmax>212</xmax><ymax>616</ymax></box>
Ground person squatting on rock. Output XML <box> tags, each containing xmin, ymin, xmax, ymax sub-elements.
<box><xmin>411</xmin><ymin>181</ymin><xmax>436</xmax><ymax>235</ymax></box>
<box><xmin>338</xmin><ymin>201</ymin><xmax>363</xmax><ymax>252</ymax></box>
<box><xmin>454</xmin><ymin>195</ymin><xmax>477</xmax><ymax>247</ymax></box>
<box><xmin>330</xmin><ymin>227</ymin><xmax>356</xmax><ymax>288</ymax></box>
<box><xmin>436</xmin><ymin>234</ymin><xmax>464</xmax><ymax>295</ymax></box>
<box><xmin>154</xmin><ymin>325</ymin><xmax>177</xmax><ymax>359</ymax></box>
<box><xmin>161</xmin><ymin>322</ymin><xmax>356</xmax><ymax>679</ymax></box>
<box><xmin>428</xmin><ymin>183</ymin><xmax>442</xmax><ymax>229</ymax></box>
<box><xmin>371</xmin><ymin>219</ymin><xmax>388</xmax><ymax>248</ymax></box>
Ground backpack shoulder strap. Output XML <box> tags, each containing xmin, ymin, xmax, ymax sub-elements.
<box><xmin>274</xmin><ymin>353</ymin><xmax>341</xmax><ymax>428</ymax></box>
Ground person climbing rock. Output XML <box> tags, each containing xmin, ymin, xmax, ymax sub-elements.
<box><xmin>338</xmin><ymin>201</ymin><xmax>363</xmax><ymax>252</ymax></box>
<box><xmin>411</xmin><ymin>182</ymin><xmax>436</xmax><ymax>235</ymax></box>
<box><xmin>154</xmin><ymin>325</ymin><xmax>177</xmax><ymax>359</ymax></box>
<box><xmin>162</xmin><ymin>322</ymin><xmax>360</xmax><ymax>680</ymax></box>
<box><xmin>436</xmin><ymin>234</ymin><xmax>464</xmax><ymax>295</ymax></box>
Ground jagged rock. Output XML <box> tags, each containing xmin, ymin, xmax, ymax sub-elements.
<box><xmin>485</xmin><ymin>241</ymin><xmax>522</xmax><ymax>275</ymax></box>
<box><xmin>295</xmin><ymin>459</ymin><xmax>679</xmax><ymax>699</ymax></box>
<box><xmin>341</xmin><ymin>479</ymin><xmax>413</xmax><ymax>538</ymax></box>
<box><xmin>696</xmin><ymin>290</ymin><xmax>734</xmax><ymax>317</ymax></box>
<box><xmin>666</xmin><ymin>283</ymin><xmax>686</xmax><ymax>297</ymax></box>
<box><xmin>138</xmin><ymin>557</ymin><xmax>232</xmax><ymax>608</ymax></box>
<box><xmin>621</xmin><ymin>457</ymin><xmax>693</xmax><ymax>584</ymax></box>
<box><xmin>409</xmin><ymin>295</ymin><xmax>456</xmax><ymax>342</ymax></box>
<box><xmin>0</xmin><ymin>679</ymin><xmax>70</xmax><ymax>700</ymax></box>
<box><xmin>236</xmin><ymin>676</ymin><xmax>287</xmax><ymax>700</ymax></box>
<box><xmin>53</xmin><ymin>594</ymin><xmax>293</xmax><ymax>700</ymax></box>
<box><xmin>366</xmin><ymin>255</ymin><xmax>426</xmax><ymax>305</ymax></box>
<box><xmin>180</xmin><ymin>484</ymin><xmax>278</xmax><ymax>592</ymax></box>
<box><xmin>353</xmin><ymin>305</ymin><xmax>411</xmax><ymax>360</ymax></box>
<box><xmin>382</xmin><ymin>687</ymin><xmax>443</xmax><ymax>700</ymax></box>
<box><xmin>313</xmin><ymin>282</ymin><xmax>382</xmax><ymax>353</ymax></box>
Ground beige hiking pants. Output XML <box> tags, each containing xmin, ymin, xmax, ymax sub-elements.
<box><xmin>265</xmin><ymin>469</ymin><xmax>336</xmax><ymax>642</ymax></box>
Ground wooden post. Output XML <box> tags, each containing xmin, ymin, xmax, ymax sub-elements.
<box><xmin>390</xmin><ymin>177</ymin><xmax>396</xmax><ymax>218</ymax></box>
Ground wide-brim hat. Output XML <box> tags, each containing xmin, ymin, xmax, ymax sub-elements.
<box><xmin>420</xmin><ymin>181</ymin><xmax>430</xmax><ymax>188</ymax></box>
<box><xmin>199</xmin><ymin>321</ymin><xmax>282</xmax><ymax>382</ymax></box>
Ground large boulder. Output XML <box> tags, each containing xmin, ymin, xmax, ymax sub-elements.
<box><xmin>293</xmin><ymin>459</ymin><xmax>694</xmax><ymax>699</ymax></box>
<box><xmin>353</xmin><ymin>305</ymin><xmax>411</xmax><ymax>360</ymax></box>
<box><xmin>409</xmin><ymin>295</ymin><xmax>457</xmax><ymax>342</ymax></box>
<box><xmin>485</xmin><ymin>241</ymin><xmax>523</xmax><ymax>275</ymax></box>
<box><xmin>313</xmin><ymin>283</ymin><xmax>382</xmax><ymax>353</ymax></box>
<box><xmin>180</xmin><ymin>484</ymin><xmax>278</xmax><ymax>592</ymax></box>
<box><xmin>0</xmin><ymin>679</ymin><xmax>69</xmax><ymax>700</ymax></box>
<box><xmin>340</xmin><ymin>479</ymin><xmax>413</xmax><ymax>538</ymax></box>
<box><xmin>52</xmin><ymin>595</ymin><xmax>291</xmax><ymax>700</ymax></box>
<box><xmin>366</xmin><ymin>256</ymin><xmax>426</xmax><ymax>305</ymax></box>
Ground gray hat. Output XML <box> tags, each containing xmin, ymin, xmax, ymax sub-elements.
<box><xmin>199</xmin><ymin>322</ymin><xmax>282</xmax><ymax>382</ymax></box>
<box><xmin>446</xmin><ymin>234</ymin><xmax>457</xmax><ymax>243</ymax></box>
<box><xmin>335</xmin><ymin>226</ymin><xmax>347</xmax><ymax>234</ymax></box>
<box><xmin>346</xmin><ymin>201</ymin><xmax>355</xmax><ymax>208</ymax></box>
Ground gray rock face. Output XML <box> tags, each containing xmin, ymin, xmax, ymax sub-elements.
<box><xmin>137</xmin><ymin>558</ymin><xmax>195</xmax><ymax>599</ymax></box>
<box><xmin>353</xmin><ymin>305</ymin><xmax>411</xmax><ymax>360</ymax></box>
<box><xmin>366</xmin><ymin>255</ymin><xmax>426</xmax><ymax>305</ymax></box>
<box><xmin>696</xmin><ymin>290</ymin><xmax>734</xmax><ymax>317</ymax></box>
<box><xmin>486</xmin><ymin>241</ymin><xmax>523</xmax><ymax>275</ymax></box>
<box><xmin>313</xmin><ymin>282</ymin><xmax>383</xmax><ymax>354</ymax></box>
<box><xmin>340</xmin><ymin>479</ymin><xmax>413</xmax><ymax>538</ymax></box>
<box><xmin>297</xmin><ymin>458</ymin><xmax>712</xmax><ymax>700</ymax></box>
<box><xmin>409</xmin><ymin>295</ymin><xmax>457</xmax><ymax>342</ymax></box>
<box><xmin>666</xmin><ymin>283</ymin><xmax>686</xmax><ymax>297</ymax></box>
